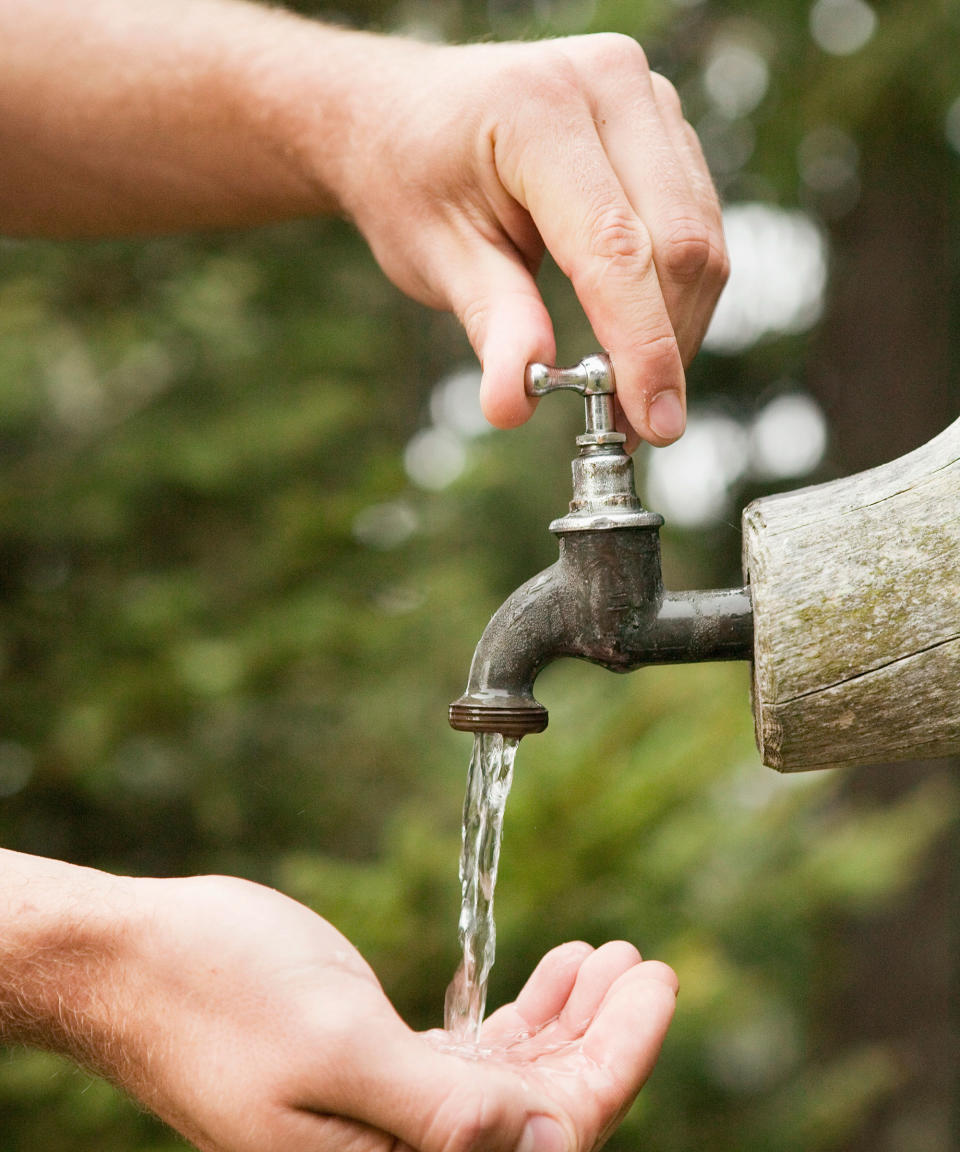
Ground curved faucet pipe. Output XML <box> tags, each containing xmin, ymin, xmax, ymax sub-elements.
<box><xmin>449</xmin><ymin>525</ymin><xmax>753</xmax><ymax>737</ymax></box>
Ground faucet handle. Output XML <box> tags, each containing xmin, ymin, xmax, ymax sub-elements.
<box><xmin>524</xmin><ymin>353</ymin><xmax>623</xmax><ymax>443</ymax></box>
<box><xmin>524</xmin><ymin>353</ymin><xmax>614</xmax><ymax>397</ymax></box>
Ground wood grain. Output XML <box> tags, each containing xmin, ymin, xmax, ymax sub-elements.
<box><xmin>743</xmin><ymin>416</ymin><xmax>960</xmax><ymax>771</ymax></box>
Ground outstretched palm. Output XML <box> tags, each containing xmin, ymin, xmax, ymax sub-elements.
<box><xmin>129</xmin><ymin>877</ymin><xmax>676</xmax><ymax>1152</ymax></box>
<box><xmin>433</xmin><ymin>941</ymin><xmax>678</xmax><ymax>1151</ymax></box>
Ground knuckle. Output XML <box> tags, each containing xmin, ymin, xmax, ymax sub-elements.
<box><xmin>718</xmin><ymin>244</ymin><xmax>732</xmax><ymax>288</ymax></box>
<box><xmin>639</xmin><ymin>330</ymin><xmax>683</xmax><ymax>370</ymax></box>
<box><xmin>581</xmin><ymin>31</ymin><xmax>649</xmax><ymax>76</ymax></box>
<box><xmin>702</xmin><ymin>228</ymin><xmax>731</xmax><ymax>296</ymax></box>
<box><xmin>650</xmin><ymin>71</ymin><xmax>683</xmax><ymax>116</ymax></box>
<box><xmin>585</xmin><ymin>204</ymin><xmax>654</xmax><ymax>271</ymax></box>
<box><xmin>458</xmin><ymin>295</ymin><xmax>489</xmax><ymax>354</ymax></box>
<box><xmin>509</xmin><ymin>45</ymin><xmax>583</xmax><ymax>111</ymax></box>
<box><xmin>185</xmin><ymin>872</ymin><xmax>255</xmax><ymax>907</ymax></box>
<box><xmin>661</xmin><ymin>217</ymin><xmax>713</xmax><ymax>284</ymax></box>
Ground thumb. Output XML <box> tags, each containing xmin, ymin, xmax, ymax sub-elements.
<box><xmin>300</xmin><ymin>1008</ymin><xmax>564</xmax><ymax>1152</ymax></box>
<box><xmin>444</xmin><ymin>241</ymin><xmax>556</xmax><ymax>430</ymax></box>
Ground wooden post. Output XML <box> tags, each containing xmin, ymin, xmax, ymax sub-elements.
<box><xmin>743</xmin><ymin>415</ymin><xmax>960</xmax><ymax>771</ymax></box>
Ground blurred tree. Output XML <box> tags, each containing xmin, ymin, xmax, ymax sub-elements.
<box><xmin>0</xmin><ymin>1</ymin><xmax>957</xmax><ymax>1150</ymax></box>
<box><xmin>801</xmin><ymin>58</ymin><xmax>958</xmax><ymax>1152</ymax></box>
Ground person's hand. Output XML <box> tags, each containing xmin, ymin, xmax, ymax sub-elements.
<box><xmin>96</xmin><ymin>874</ymin><xmax>675</xmax><ymax>1152</ymax></box>
<box><xmin>335</xmin><ymin>34</ymin><xmax>728</xmax><ymax>448</ymax></box>
<box><xmin>449</xmin><ymin>938</ymin><xmax>679</xmax><ymax>1152</ymax></box>
<box><xmin>2</xmin><ymin>8</ymin><xmax>724</xmax><ymax>447</ymax></box>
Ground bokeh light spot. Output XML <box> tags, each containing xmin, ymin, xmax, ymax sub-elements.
<box><xmin>404</xmin><ymin>427</ymin><xmax>467</xmax><ymax>490</ymax></box>
<box><xmin>750</xmin><ymin>392</ymin><xmax>828</xmax><ymax>480</ymax></box>
<box><xmin>703</xmin><ymin>41</ymin><xmax>769</xmax><ymax>119</ymax></box>
<box><xmin>352</xmin><ymin>501</ymin><xmax>420</xmax><ymax>550</ymax></box>
<box><xmin>810</xmin><ymin>0</ymin><xmax>877</xmax><ymax>56</ymax></box>
<box><xmin>704</xmin><ymin>203</ymin><xmax>828</xmax><ymax>355</ymax></box>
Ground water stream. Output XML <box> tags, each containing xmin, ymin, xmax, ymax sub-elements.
<box><xmin>444</xmin><ymin>731</ymin><xmax>520</xmax><ymax>1042</ymax></box>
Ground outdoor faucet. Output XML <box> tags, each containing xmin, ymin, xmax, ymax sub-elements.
<box><xmin>449</xmin><ymin>354</ymin><xmax>754</xmax><ymax>739</ymax></box>
<box><xmin>449</xmin><ymin>353</ymin><xmax>960</xmax><ymax>772</ymax></box>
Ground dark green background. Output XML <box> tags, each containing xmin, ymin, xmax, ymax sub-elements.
<box><xmin>0</xmin><ymin>0</ymin><xmax>958</xmax><ymax>1148</ymax></box>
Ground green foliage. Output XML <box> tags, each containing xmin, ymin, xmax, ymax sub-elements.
<box><xmin>0</xmin><ymin>0</ymin><xmax>958</xmax><ymax>1149</ymax></box>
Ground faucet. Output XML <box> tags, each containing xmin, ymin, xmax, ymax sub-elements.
<box><xmin>448</xmin><ymin>354</ymin><xmax>754</xmax><ymax>739</ymax></box>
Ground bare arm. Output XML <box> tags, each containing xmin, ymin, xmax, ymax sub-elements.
<box><xmin>0</xmin><ymin>0</ymin><xmax>346</xmax><ymax>235</ymax></box>
<box><xmin>0</xmin><ymin>851</ymin><xmax>143</xmax><ymax>1077</ymax></box>
<box><xmin>1</xmin><ymin>0</ymin><xmax>726</xmax><ymax>445</ymax></box>
<box><xmin>0</xmin><ymin>849</ymin><xmax>677</xmax><ymax>1152</ymax></box>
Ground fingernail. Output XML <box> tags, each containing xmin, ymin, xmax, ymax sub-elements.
<box><xmin>517</xmin><ymin>1115</ymin><xmax>568</xmax><ymax>1152</ymax></box>
<box><xmin>648</xmin><ymin>390</ymin><xmax>685</xmax><ymax>441</ymax></box>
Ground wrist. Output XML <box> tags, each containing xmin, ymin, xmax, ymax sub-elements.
<box><xmin>263</xmin><ymin>23</ymin><xmax>446</xmax><ymax>224</ymax></box>
<box><xmin>0</xmin><ymin>851</ymin><xmax>140</xmax><ymax>1077</ymax></box>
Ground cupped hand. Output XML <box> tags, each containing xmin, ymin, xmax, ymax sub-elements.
<box><xmin>337</xmin><ymin>33</ymin><xmax>728</xmax><ymax>449</ymax></box>
<box><xmin>435</xmin><ymin>939</ymin><xmax>679</xmax><ymax>1152</ymax></box>
<box><xmin>120</xmin><ymin>876</ymin><xmax>676</xmax><ymax>1152</ymax></box>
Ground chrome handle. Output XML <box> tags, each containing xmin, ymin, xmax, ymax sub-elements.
<box><xmin>524</xmin><ymin>352</ymin><xmax>615</xmax><ymax>397</ymax></box>
<box><xmin>524</xmin><ymin>353</ymin><xmax>621</xmax><ymax>442</ymax></box>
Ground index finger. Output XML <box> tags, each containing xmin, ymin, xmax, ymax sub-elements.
<box><xmin>493</xmin><ymin>42</ymin><xmax>690</xmax><ymax>445</ymax></box>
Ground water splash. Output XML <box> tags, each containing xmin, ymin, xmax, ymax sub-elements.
<box><xmin>444</xmin><ymin>731</ymin><xmax>519</xmax><ymax>1041</ymax></box>
<box><xmin>429</xmin><ymin>1014</ymin><xmax>576</xmax><ymax>1064</ymax></box>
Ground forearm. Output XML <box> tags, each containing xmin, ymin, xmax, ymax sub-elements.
<box><xmin>0</xmin><ymin>0</ymin><xmax>388</xmax><ymax>237</ymax></box>
<box><xmin>3</xmin><ymin>3</ymin><xmax>728</xmax><ymax>449</ymax></box>
<box><xmin>0</xmin><ymin>850</ymin><xmax>139</xmax><ymax>1078</ymax></box>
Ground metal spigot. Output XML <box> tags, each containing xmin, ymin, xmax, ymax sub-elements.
<box><xmin>526</xmin><ymin>353</ymin><xmax>663</xmax><ymax>534</ymax></box>
<box><xmin>448</xmin><ymin>353</ymin><xmax>754</xmax><ymax>738</ymax></box>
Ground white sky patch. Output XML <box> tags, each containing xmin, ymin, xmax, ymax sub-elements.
<box><xmin>704</xmin><ymin>203</ymin><xmax>829</xmax><ymax>355</ymax></box>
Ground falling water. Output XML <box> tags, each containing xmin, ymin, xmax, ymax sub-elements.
<box><xmin>444</xmin><ymin>731</ymin><xmax>519</xmax><ymax>1042</ymax></box>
